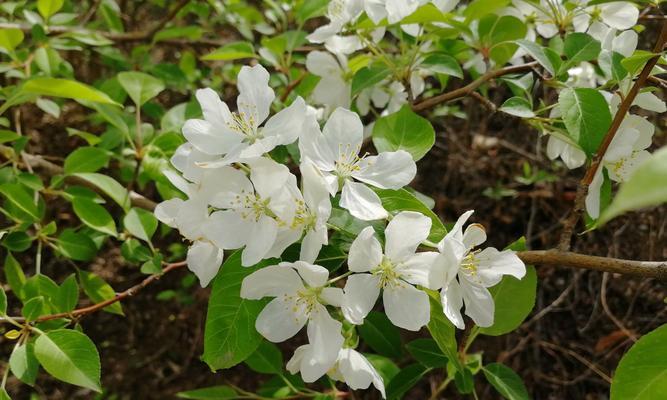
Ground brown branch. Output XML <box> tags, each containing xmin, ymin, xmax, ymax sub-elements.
<box><xmin>557</xmin><ymin>20</ymin><xmax>667</xmax><ymax>251</ymax></box>
<box><xmin>2</xmin><ymin>261</ymin><xmax>187</xmax><ymax>324</ymax></box>
<box><xmin>412</xmin><ymin>62</ymin><xmax>538</xmax><ymax>112</ymax></box>
<box><xmin>0</xmin><ymin>146</ymin><xmax>157</xmax><ymax>211</ymax></box>
<box><xmin>517</xmin><ymin>250</ymin><xmax>667</xmax><ymax>281</ymax></box>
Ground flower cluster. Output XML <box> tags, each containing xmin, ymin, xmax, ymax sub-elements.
<box><xmin>156</xmin><ymin>64</ymin><xmax>526</xmax><ymax>396</ymax></box>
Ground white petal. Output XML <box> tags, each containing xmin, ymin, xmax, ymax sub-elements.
<box><xmin>384</xmin><ymin>211</ymin><xmax>431</xmax><ymax>262</ymax></box>
<box><xmin>354</xmin><ymin>150</ymin><xmax>417</xmax><ymax>189</ymax></box>
<box><xmin>562</xmin><ymin>143</ymin><xmax>587</xmax><ymax>169</ymax></box>
<box><xmin>300</xmin><ymin>229</ymin><xmax>326</xmax><ymax>264</ymax></box>
<box><xmin>237</xmin><ymin>64</ymin><xmax>275</xmax><ymax>125</ymax></box>
<box><xmin>256</xmin><ymin>296</ymin><xmax>308</xmax><ymax>342</ymax></box>
<box><xmin>364</xmin><ymin>0</ymin><xmax>387</xmax><ymax>24</ymax></box>
<box><xmin>241</xmin><ymin>216</ymin><xmax>279</xmax><ymax>266</ymax></box>
<box><xmin>440</xmin><ymin>280</ymin><xmax>465</xmax><ymax>329</ymax></box>
<box><xmin>461</xmin><ymin>281</ymin><xmax>495</xmax><ymax>327</ymax></box>
<box><xmin>182</xmin><ymin>118</ymin><xmax>241</xmax><ymax>156</ymax></box>
<box><xmin>306</xmin><ymin>51</ymin><xmax>343</xmax><ymax>77</ymax></box>
<box><xmin>612</xmin><ymin>30</ymin><xmax>637</xmax><ymax>57</ymax></box>
<box><xmin>600</xmin><ymin>2</ymin><xmax>638</xmax><ymax>30</ymax></box>
<box><xmin>298</xmin><ymin>344</ymin><xmax>335</xmax><ymax>383</ymax></box>
<box><xmin>186</xmin><ymin>241</ymin><xmax>223</xmax><ymax>287</ymax></box>
<box><xmin>475</xmin><ymin>247</ymin><xmax>526</xmax><ymax>287</ymax></box>
<box><xmin>546</xmin><ymin>135</ymin><xmax>566</xmax><ymax>160</ymax></box>
<box><xmin>286</xmin><ymin>345</ymin><xmax>309</xmax><ymax>375</ymax></box>
<box><xmin>240</xmin><ymin>264</ymin><xmax>305</xmax><ymax>299</ymax></box>
<box><xmin>196</xmin><ymin>88</ymin><xmax>233</xmax><ymax>130</ymax></box>
<box><xmin>342</xmin><ymin>274</ymin><xmax>381</xmax><ymax>324</ymax></box>
<box><xmin>340</xmin><ymin>180</ymin><xmax>388</xmax><ymax>221</ymax></box>
<box><xmin>634</xmin><ymin>92</ymin><xmax>667</xmax><ymax>113</ymax></box>
<box><xmin>260</xmin><ymin>96</ymin><xmax>307</xmax><ymax>144</ymax></box>
<box><xmin>322</xmin><ymin>107</ymin><xmax>364</xmax><ymax>153</ymax></box>
<box><xmin>400</xmin><ymin>251</ymin><xmax>442</xmax><ymax>289</ymax></box>
<box><xmin>321</xmin><ymin>287</ymin><xmax>344</xmax><ymax>307</ymax></box>
<box><xmin>307</xmin><ymin>304</ymin><xmax>344</xmax><ymax>365</ymax></box>
<box><xmin>348</xmin><ymin>226</ymin><xmax>383</xmax><ymax>272</ymax></box>
<box><xmin>585</xmin><ymin>168</ymin><xmax>604</xmax><ymax>219</ymax></box>
<box><xmin>441</xmin><ymin>210</ymin><xmax>474</xmax><ymax>245</ymax></box>
<box><xmin>462</xmin><ymin>224</ymin><xmax>486</xmax><ymax>249</ymax></box>
<box><xmin>337</xmin><ymin>348</ymin><xmax>386</xmax><ymax>397</ymax></box>
<box><xmin>203</xmin><ymin>210</ymin><xmax>251</xmax><ymax>250</ymax></box>
<box><xmin>154</xmin><ymin>198</ymin><xmax>183</xmax><ymax>228</ymax></box>
<box><xmin>175</xmin><ymin>197</ymin><xmax>208</xmax><ymax>240</ymax></box>
<box><xmin>292</xmin><ymin>261</ymin><xmax>329</xmax><ymax>287</ymax></box>
<box><xmin>324</xmin><ymin>35</ymin><xmax>363</xmax><ymax>55</ymax></box>
<box><xmin>386</xmin><ymin>0</ymin><xmax>419</xmax><ymax>23</ymax></box>
<box><xmin>206</xmin><ymin>166</ymin><xmax>254</xmax><ymax>209</ymax></box>
<box><xmin>382</xmin><ymin>283</ymin><xmax>430</xmax><ymax>331</ymax></box>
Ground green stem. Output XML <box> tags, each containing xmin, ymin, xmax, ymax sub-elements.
<box><xmin>327</xmin><ymin>271</ymin><xmax>352</xmax><ymax>285</ymax></box>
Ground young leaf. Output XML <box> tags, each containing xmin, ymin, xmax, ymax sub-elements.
<box><xmin>10</xmin><ymin>341</ymin><xmax>39</xmax><ymax>386</ymax></box>
<box><xmin>4</xmin><ymin>253</ymin><xmax>26</xmax><ymax>300</ymax></box>
<box><xmin>385</xmin><ymin>363</ymin><xmax>430</xmax><ymax>400</ymax></box>
<box><xmin>372</xmin><ymin>105</ymin><xmax>435</xmax><ymax>161</ymax></box>
<box><xmin>177</xmin><ymin>385</ymin><xmax>238</xmax><ymax>399</ymax></box>
<box><xmin>123</xmin><ymin>207</ymin><xmax>158</xmax><ymax>242</ymax></box>
<box><xmin>0</xmin><ymin>28</ymin><xmax>24</xmax><ymax>52</ymax></box>
<box><xmin>499</xmin><ymin>97</ymin><xmax>535</xmax><ymax>118</ymax></box>
<box><xmin>421</xmin><ymin>53</ymin><xmax>463</xmax><ymax>78</ymax></box>
<box><xmin>203</xmin><ymin>251</ymin><xmax>269</xmax><ymax>370</ymax></box>
<box><xmin>0</xmin><ymin>183</ymin><xmax>40</xmax><ymax>221</ymax></box>
<box><xmin>34</xmin><ymin>329</ymin><xmax>102</xmax><ymax>392</ymax></box>
<box><xmin>514</xmin><ymin>40</ymin><xmax>557</xmax><ymax>76</ymax></box>
<box><xmin>2</xmin><ymin>232</ymin><xmax>34</xmax><ymax>252</ymax></box>
<box><xmin>483</xmin><ymin>363</ymin><xmax>530</xmax><ymax>400</ymax></box>
<box><xmin>72</xmin><ymin>173</ymin><xmax>130</xmax><ymax>211</ymax></box>
<box><xmin>54</xmin><ymin>274</ymin><xmax>79</xmax><ymax>313</ymax></box>
<box><xmin>358</xmin><ymin>311</ymin><xmax>403</xmax><ymax>358</ymax></box>
<box><xmin>37</xmin><ymin>0</ymin><xmax>64</xmax><ymax>20</ymax></box>
<box><xmin>72</xmin><ymin>197</ymin><xmax>117</xmax><ymax>237</ymax></box>
<box><xmin>598</xmin><ymin>146</ymin><xmax>667</xmax><ymax>225</ymax></box>
<box><xmin>479</xmin><ymin>265</ymin><xmax>537</xmax><ymax>336</ymax></box>
<box><xmin>22</xmin><ymin>78</ymin><xmax>119</xmax><ymax>105</ymax></box>
<box><xmin>563</xmin><ymin>32</ymin><xmax>601</xmax><ymax>65</ymax></box>
<box><xmin>351</xmin><ymin>64</ymin><xmax>392</xmax><ymax>96</ymax></box>
<box><xmin>244</xmin><ymin>341</ymin><xmax>284</xmax><ymax>374</ymax></box>
<box><xmin>56</xmin><ymin>229</ymin><xmax>97</xmax><ymax>261</ymax></box>
<box><xmin>611</xmin><ymin>324</ymin><xmax>667</xmax><ymax>400</ymax></box>
<box><xmin>558</xmin><ymin>88</ymin><xmax>612</xmax><ymax>156</ymax></box>
<box><xmin>117</xmin><ymin>72</ymin><xmax>165</xmax><ymax>106</ymax></box>
<box><xmin>22</xmin><ymin>296</ymin><xmax>48</xmax><ymax>321</ymax></box>
<box><xmin>78</xmin><ymin>270</ymin><xmax>123</xmax><ymax>315</ymax></box>
<box><xmin>63</xmin><ymin>147</ymin><xmax>110</xmax><ymax>174</ymax></box>
<box><xmin>201</xmin><ymin>41</ymin><xmax>257</xmax><ymax>61</ymax></box>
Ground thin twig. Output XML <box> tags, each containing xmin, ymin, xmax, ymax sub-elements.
<box><xmin>412</xmin><ymin>62</ymin><xmax>538</xmax><ymax>111</ymax></box>
<box><xmin>558</xmin><ymin>20</ymin><xmax>667</xmax><ymax>250</ymax></box>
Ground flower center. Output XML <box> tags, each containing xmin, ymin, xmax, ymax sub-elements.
<box><xmin>291</xmin><ymin>199</ymin><xmax>317</xmax><ymax>230</ymax></box>
<box><xmin>226</xmin><ymin>106</ymin><xmax>263</xmax><ymax>143</ymax></box>
<box><xmin>293</xmin><ymin>286</ymin><xmax>323</xmax><ymax>315</ymax></box>
<box><xmin>372</xmin><ymin>257</ymin><xmax>404</xmax><ymax>289</ymax></box>
<box><xmin>232</xmin><ymin>190</ymin><xmax>272</xmax><ymax>222</ymax></box>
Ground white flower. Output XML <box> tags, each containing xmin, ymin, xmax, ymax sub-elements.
<box><xmin>241</xmin><ymin>261</ymin><xmax>344</xmax><ymax>373</ymax></box>
<box><xmin>306</xmin><ymin>51</ymin><xmax>351</xmax><ymax>110</ymax></box>
<box><xmin>356</xmin><ymin>81</ymin><xmax>408</xmax><ymax>116</ymax></box>
<box><xmin>546</xmin><ymin>134</ymin><xmax>586</xmax><ymax>169</ymax></box>
<box><xmin>183</xmin><ymin>64</ymin><xmax>306</xmax><ymax>166</ymax></box>
<box><xmin>201</xmin><ymin>158</ymin><xmax>296</xmax><ymax>266</ymax></box>
<box><xmin>512</xmin><ymin>0</ymin><xmax>566</xmax><ymax>39</ymax></box>
<box><xmin>287</xmin><ymin>346</ymin><xmax>386</xmax><ymax>398</ymax></box>
<box><xmin>364</xmin><ymin>0</ymin><xmax>420</xmax><ymax>25</ymax></box>
<box><xmin>585</xmin><ymin>115</ymin><xmax>654</xmax><ymax>218</ymax></box>
<box><xmin>307</xmin><ymin>0</ymin><xmax>364</xmax><ymax>54</ymax></box>
<box><xmin>342</xmin><ymin>211</ymin><xmax>440</xmax><ymax>330</ymax></box>
<box><xmin>436</xmin><ymin>211</ymin><xmax>525</xmax><ymax>329</ymax></box>
<box><xmin>567</xmin><ymin>62</ymin><xmax>598</xmax><ymax>88</ymax></box>
<box><xmin>573</xmin><ymin>1</ymin><xmax>638</xmax><ymax>32</ymax></box>
<box><xmin>300</xmin><ymin>107</ymin><xmax>416</xmax><ymax>220</ymax></box>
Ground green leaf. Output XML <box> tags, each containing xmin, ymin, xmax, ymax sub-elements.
<box><xmin>351</xmin><ymin>64</ymin><xmax>392</xmax><ymax>96</ymax></box>
<box><xmin>563</xmin><ymin>32</ymin><xmax>601</xmax><ymax>66</ymax></box>
<box><xmin>427</xmin><ymin>294</ymin><xmax>463</xmax><ymax>372</ymax></box>
<box><xmin>357</xmin><ymin>311</ymin><xmax>402</xmax><ymax>358</ymax></box>
<box><xmin>558</xmin><ymin>87</ymin><xmax>612</xmax><ymax>156</ymax></box>
<box><xmin>599</xmin><ymin>146</ymin><xmax>667</xmax><ymax>225</ymax></box>
<box><xmin>117</xmin><ymin>72</ymin><xmax>165</xmax><ymax>107</ymax></box>
<box><xmin>464</xmin><ymin>0</ymin><xmax>510</xmax><ymax>21</ymax></box>
<box><xmin>22</xmin><ymin>78</ymin><xmax>119</xmax><ymax>106</ymax></box>
<box><xmin>420</xmin><ymin>53</ymin><xmax>463</xmax><ymax>78</ymax></box>
<box><xmin>72</xmin><ymin>173</ymin><xmax>130</xmax><ymax>211</ymax></box>
<box><xmin>4</xmin><ymin>253</ymin><xmax>26</xmax><ymax>300</ymax></box>
<box><xmin>406</xmin><ymin>338</ymin><xmax>448</xmax><ymax>368</ymax></box>
<box><xmin>123</xmin><ymin>208</ymin><xmax>157</xmax><ymax>242</ymax></box>
<box><xmin>0</xmin><ymin>129</ymin><xmax>21</xmax><ymax>144</ymax></box>
<box><xmin>611</xmin><ymin>324</ymin><xmax>667</xmax><ymax>400</ymax></box>
<box><xmin>0</xmin><ymin>28</ymin><xmax>24</xmax><ymax>52</ymax></box>
<box><xmin>177</xmin><ymin>385</ymin><xmax>238</xmax><ymax>399</ymax></box>
<box><xmin>621</xmin><ymin>50</ymin><xmax>656</xmax><ymax>76</ymax></box>
<box><xmin>245</xmin><ymin>341</ymin><xmax>283</xmax><ymax>374</ymax></box>
<box><xmin>34</xmin><ymin>329</ymin><xmax>101</xmax><ymax>392</ymax></box>
<box><xmin>63</xmin><ymin>147</ymin><xmax>110</xmax><ymax>174</ymax></box>
<box><xmin>0</xmin><ymin>388</ymin><xmax>8</xmax><ymax>400</ymax></box>
<box><xmin>72</xmin><ymin>197</ymin><xmax>117</xmax><ymax>237</ymax></box>
<box><xmin>56</xmin><ymin>229</ymin><xmax>97</xmax><ymax>261</ymax></box>
<box><xmin>0</xmin><ymin>183</ymin><xmax>40</xmax><ymax>221</ymax></box>
<box><xmin>203</xmin><ymin>251</ymin><xmax>269</xmax><ymax>370</ymax></box>
<box><xmin>78</xmin><ymin>270</ymin><xmax>123</xmax><ymax>315</ymax></box>
<box><xmin>295</xmin><ymin>0</ymin><xmax>329</xmax><ymax>24</ymax></box>
<box><xmin>22</xmin><ymin>296</ymin><xmax>48</xmax><ymax>321</ymax></box>
<box><xmin>10</xmin><ymin>341</ymin><xmax>39</xmax><ymax>386</ymax></box>
<box><xmin>480</xmin><ymin>265</ymin><xmax>536</xmax><ymax>336</ymax></box>
<box><xmin>483</xmin><ymin>363</ymin><xmax>530</xmax><ymax>400</ymax></box>
<box><xmin>373</xmin><ymin>105</ymin><xmax>435</xmax><ymax>161</ymax></box>
<box><xmin>375</xmin><ymin>188</ymin><xmax>447</xmax><ymax>242</ymax></box>
<box><xmin>201</xmin><ymin>41</ymin><xmax>257</xmax><ymax>61</ymax></box>
<box><xmin>0</xmin><ymin>285</ymin><xmax>6</xmax><ymax>314</ymax></box>
<box><xmin>478</xmin><ymin>15</ymin><xmax>527</xmax><ymax>66</ymax></box>
<box><xmin>385</xmin><ymin>363</ymin><xmax>430</xmax><ymax>400</ymax></box>
<box><xmin>37</xmin><ymin>0</ymin><xmax>64</xmax><ymax>19</ymax></box>
<box><xmin>500</xmin><ymin>97</ymin><xmax>534</xmax><ymax>118</ymax></box>
<box><xmin>366</xmin><ymin>354</ymin><xmax>400</xmax><ymax>382</ymax></box>
<box><xmin>54</xmin><ymin>274</ymin><xmax>79</xmax><ymax>313</ymax></box>
<box><xmin>3</xmin><ymin>232</ymin><xmax>34</xmax><ymax>252</ymax></box>
<box><xmin>515</xmin><ymin>40</ymin><xmax>557</xmax><ymax>76</ymax></box>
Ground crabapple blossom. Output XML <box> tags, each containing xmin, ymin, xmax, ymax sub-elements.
<box><xmin>341</xmin><ymin>211</ymin><xmax>441</xmax><ymax>330</ymax></box>
<box><xmin>436</xmin><ymin>211</ymin><xmax>526</xmax><ymax>329</ymax></box>
<box><xmin>306</xmin><ymin>51</ymin><xmax>351</xmax><ymax>110</ymax></box>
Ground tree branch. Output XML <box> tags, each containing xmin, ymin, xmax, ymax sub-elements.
<box><xmin>517</xmin><ymin>250</ymin><xmax>667</xmax><ymax>281</ymax></box>
<box><xmin>557</xmin><ymin>20</ymin><xmax>667</xmax><ymax>251</ymax></box>
<box><xmin>1</xmin><ymin>261</ymin><xmax>187</xmax><ymax>324</ymax></box>
<box><xmin>412</xmin><ymin>62</ymin><xmax>538</xmax><ymax>112</ymax></box>
<box><xmin>0</xmin><ymin>146</ymin><xmax>157</xmax><ymax>211</ymax></box>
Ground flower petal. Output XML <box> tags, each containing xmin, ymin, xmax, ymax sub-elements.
<box><xmin>440</xmin><ymin>280</ymin><xmax>465</xmax><ymax>329</ymax></box>
<box><xmin>202</xmin><ymin>210</ymin><xmax>251</xmax><ymax>250</ymax></box>
<box><xmin>354</xmin><ymin>150</ymin><xmax>417</xmax><ymax>189</ymax></box>
<box><xmin>292</xmin><ymin>261</ymin><xmax>329</xmax><ymax>288</ymax></box>
<box><xmin>382</xmin><ymin>283</ymin><xmax>430</xmax><ymax>331</ymax></box>
<box><xmin>342</xmin><ymin>273</ymin><xmax>381</xmax><ymax>324</ymax></box>
<box><xmin>186</xmin><ymin>240</ymin><xmax>223</xmax><ymax>287</ymax></box>
<box><xmin>340</xmin><ymin>180</ymin><xmax>388</xmax><ymax>221</ymax></box>
<box><xmin>462</xmin><ymin>224</ymin><xmax>486</xmax><ymax>249</ymax></box>
<box><xmin>237</xmin><ymin>64</ymin><xmax>275</xmax><ymax>125</ymax></box>
<box><xmin>256</xmin><ymin>296</ymin><xmax>308</xmax><ymax>342</ymax></box>
<box><xmin>337</xmin><ymin>348</ymin><xmax>386</xmax><ymax>397</ymax></box>
<box><xmin>154</xmin><ymin>198</ymin><xmax>183</xmax><ymax>228</ymax></box>
<box><xmin>384</xmin><ymin>211</ymin><xmax>432</xmax><ymax>262</ymax></box>
<box><xmin>348</xmin><ymin>226</ymin><xmax>383</xmax><ymax>272</ymax></box>
<box><xmin>240</xmin><ymin>264</ymin><xmax>305</xmax><ymax>299</ymax></box>
<box><xmin>461</xmin><ymin>281</ymin><xmax>495</xmax><ymax>328</ymax></box>
<box><xmin>307</xmin><ymin>304</ymin><xmax>344</xmax><ymax>365</ymax></box>
<box><xmin>400</xmin><ymin>251</ymin><xmax>442</xmax><ymax>289</ymax></box>
<box><xmin>600</xmin><ymin>2</ymin><xmax>638</xmax><ymax>30</ymax></box>
<box><xmin>475</xmin><ymin>248</ymin><xmax>526</xmax><ymax>287</ymax></box>
<box><xmin>322</xmin><ymin>107</ymin><xmax>364</xmax><ymax>154</ymax></box>
<box><xmin>241</xmin><ymin>216</ymin><xmax>279</xmax><ymax>266</ymax></box>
